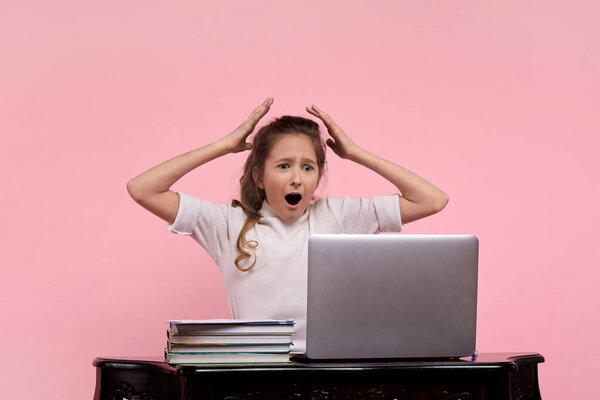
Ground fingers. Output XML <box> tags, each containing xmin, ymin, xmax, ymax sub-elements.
<box><xmin>305</xmin><ymin>105</ymin><xmax>321</xmax><ymax>119</ymax></box>
<box><xmin>306</xmin><ymin>104</ymin><xmax>329</xmax><ymax>119</ymax></box>
<box><xmin>250</xmin><ymin>97</ymin><xmax>274</xmax><ymax>119</ymax></box>
<box><xmin>305</xmin><ymin>104</ymin><xmax>324</xmax><ymax>119</ymax></box>
<box><xmin>247</xmin><ymin>97</ymin><xmax>274</xmax><ymax>125</ymax></box>
<box><xmin>306</xmin><ymin>104</ymin><xmax>337</xmax><ymax>130</ymax></box>
<box><xmin>307</xmin><ymin>104</ymin><xmax>345</xmax><ymax>146</ymax></box>
<box><xmin>237</xmin><ymin>97</ymin><xmax>274</xmax><ymax>135</ymax></box>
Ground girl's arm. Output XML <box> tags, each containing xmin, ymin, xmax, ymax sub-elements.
<box><xmin>306</xmin><ymin>105</ymin><xmax>448</xmax><ymax>224</ymax></box>
<box><xmin>127</xmin><ymin>97</ymin><xmax>274</xmax><ymax>224</ymax></box>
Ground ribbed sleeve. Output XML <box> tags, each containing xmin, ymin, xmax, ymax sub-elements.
<box><xmin>321</xmin><ymin>195</ymin><xmax>403</xmax><ymax>234</ymax></box>
<box><xmin>373</xmin><ymin>194</ymin><xmax>403</xmax><ymax>232</ymax></box>
<box><xmin>167</xmin><ymin>192</ymin><xmax>195</xmax><ymax>235</ymax></box>
<box><xmin>167</xmin><ymin>192</ymin><xmax>233</xmax><ymax>261</ymax></box>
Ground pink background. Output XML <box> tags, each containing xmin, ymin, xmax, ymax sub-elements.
<box><xmin>1</xmin><ymin>1</ymin><xmax>598</xmax><ymax>398</ymax></box>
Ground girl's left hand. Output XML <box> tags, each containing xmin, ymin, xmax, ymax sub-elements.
<box><xmin>306</xmin><ymin>105</ymin><xmax>360</xmax><ymax>160</ymax></box>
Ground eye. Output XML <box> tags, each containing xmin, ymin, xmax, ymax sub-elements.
<box><xmin>277</xmin><ymin>163</ymin><xmax>290</xmax><ymax>170</ymax></box>
<box><xmin>303</xmin><ymin>165</ymin><xmax>314</xmax><ymax>171</ymax></box>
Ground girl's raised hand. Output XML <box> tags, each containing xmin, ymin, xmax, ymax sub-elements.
<box><xmin>306</xmin><ymin>105</ymin><xmax>359</xmax><ymax>160</ymax></box>
<box><xmin>224</xmin><ymin>97</ymin><xmax>274</xmax><ymax>153</ymax></box>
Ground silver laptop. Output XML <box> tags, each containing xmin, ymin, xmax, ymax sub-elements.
<box><xmin>305</xmin><ymin>234</ymin><xmax>478</xmax><ymax>359</ymax></box>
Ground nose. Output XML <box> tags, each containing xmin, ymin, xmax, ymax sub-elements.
<box><xmin>290</xmin><ymin>168</ymin><xmax>302</xmax><ymax>186</ymax></box>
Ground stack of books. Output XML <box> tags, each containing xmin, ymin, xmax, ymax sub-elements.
<box><xmin>164</xmin><ymin>319</ymin><xmax>294</xmax><ymax>364</ymax></box>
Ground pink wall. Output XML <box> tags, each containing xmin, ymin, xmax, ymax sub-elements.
<box><xmin>1</xmin><ymin>1</ymin><xmax>598</xmax><ymax>398</ymax></box>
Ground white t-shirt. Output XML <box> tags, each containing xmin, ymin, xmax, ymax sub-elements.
<box><xmin>168</xmin><ymin>192</ymin><xmax>403</xmax><ymax>352</ymax></box>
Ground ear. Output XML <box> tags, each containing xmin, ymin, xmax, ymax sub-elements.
<box><xmin>252</xmin><ymin>167</ymin><xmax>264</xmax><ymax>189</ymax></box>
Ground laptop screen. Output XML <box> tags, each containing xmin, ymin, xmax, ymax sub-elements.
<box><xmin>306</xmin><ymin>234</ymin><xmax>478</xmax><ymax>359</ymax></box>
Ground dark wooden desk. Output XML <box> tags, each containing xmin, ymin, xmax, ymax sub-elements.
<box><xmin>93</xmin><ymin>352</ymin><xmax>543</xmax><ymax>400</ymax></box>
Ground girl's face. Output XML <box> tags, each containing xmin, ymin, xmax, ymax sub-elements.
<box><xmin>253</xmin><ymin>133</ymin><xmax>320</xmax><ymax>222</ymax></box>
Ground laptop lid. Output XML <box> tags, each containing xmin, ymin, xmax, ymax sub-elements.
<box><xmin>305</xmin><ymin>234</ymin><xmax>478</xmax><ymax>359</ymax></box>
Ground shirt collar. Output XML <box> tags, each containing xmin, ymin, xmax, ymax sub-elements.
<box><xmin>258</xmin><ymin>200</ymin><xmax>310</xmax><ymax>224</ymax></box>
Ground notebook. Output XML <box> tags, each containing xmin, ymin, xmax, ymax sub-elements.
<box><xmin>304</xmin><ymin>234</ymin><xmax>478</xmax><ymax>359</ymax></box>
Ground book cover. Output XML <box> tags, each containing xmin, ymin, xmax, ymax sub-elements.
<box><xmin>168</xmin><ymin>319</ymin><xmax>294</xmax><ymax>335</ymax></box>
<box><xmin>164</xmin><ymin>349</ymin><xmax>291</xmax><ymax>364</ymax></box>
<box><xmin>167</xmin><ymin>331</ymin><xmax>293</xmax><ymax>345</ymax></box>
<box><xmin>167</xmin><ymin>342</ymin><xmax>292</xmax><ymax>353</ymax></box>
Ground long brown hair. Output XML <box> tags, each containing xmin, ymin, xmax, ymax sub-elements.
<box><xmin>231</xmin><ymin>116</ymin><xmax>326</xmax><ymax>271</ymax></box>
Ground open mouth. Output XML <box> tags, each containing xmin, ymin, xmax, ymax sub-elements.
<box><xmin>285</xmin><ymin>193</ymin><xmax>302</xmax><ymax>206</ymax></box>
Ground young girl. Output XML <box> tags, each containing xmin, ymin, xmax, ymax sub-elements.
<box><xmin>127</xmin><ymin>97</ymin><xmax>448</xmax><ymax>353</ymax></box>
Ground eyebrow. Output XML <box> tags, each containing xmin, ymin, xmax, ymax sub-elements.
<box><xmin>275</xmin><ymin>157</ymin><xmax>317</xmax><ymax>165</ymax></box>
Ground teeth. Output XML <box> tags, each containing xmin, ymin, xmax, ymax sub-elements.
<box><xmin>285</xmin><ymin>194</ymin><xmax>302</xmax><ymax>205</ymax></box>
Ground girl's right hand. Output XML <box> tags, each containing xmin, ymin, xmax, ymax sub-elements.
<box><xmin>223</xmin><ymin>97</ymin><xmax>274</xmax><ymax>153</ymax></box>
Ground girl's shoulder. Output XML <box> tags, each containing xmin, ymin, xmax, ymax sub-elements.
<box><xmin>308</xmin><ymin>196</ymin><xmax>344</xmax><ymax>218</ymax></box>
<box><xmin>309</xmin><ymin>195</ymin><xmax>357</xmax><ymax>210</ymax></box>
<box><xmin>174</xmin><ymin>192</ymin><xmax>247</xmax><ymax>226</ymax></box>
